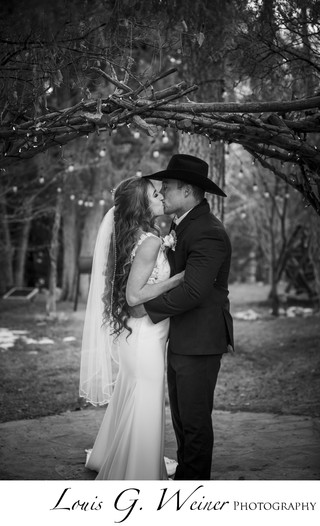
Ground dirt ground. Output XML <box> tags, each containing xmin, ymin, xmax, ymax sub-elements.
<box><xmin>1</xmin><ymin>406</ymin><xmax>319</xmax><ymax>480</ymax></box>
<box><xmin>0</xmin><ymin>282</ymin><xmax>319</xmax><ymax>480</ymax></box>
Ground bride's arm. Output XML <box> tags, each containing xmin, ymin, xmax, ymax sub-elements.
<box><xmin>126</xmin><ymin>236</ymin><xmax>183</xmax><ymax>307</ymax></box>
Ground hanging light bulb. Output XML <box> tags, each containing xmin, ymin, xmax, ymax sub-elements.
<box><xmin>67</xmin><ymin>164</ymin><xmax>75</xmax><ymax>172</ymax></box>
<box><xmin>133</xmin><ymin>131</ymin><xmax>140</xmax><ymax>139</ymax></box>
<box><xmin>239</xmin><ymin>168</ymin><xmax>244</xmax><ymax>178</ymax></box>
<box><xmin>253</xmin><ymin>183</ymin><xmax>258</xmax><ymax>191</ymax></box>
<box><xmin>70</xmin><ymin>194</ymin><xmax>75</xmax><ymax>201</ymax></box>
<box><xmin>99</xmin><ymin>199</ymin><xmax>105</xmax><ymax>206</ymax></box>
<box><xmin>153</xmin><ymin>150</ymin><xmax>160</xmax><ymax>158</ymax></box>
<box><xmin>39</xmin><ymin>176</ymin><xmax>45</xmax><ymax>184</ymax></box>
<box><xmin>99</xmin><ymin>148</ymin><xmax>106</xmax><ymax>157</ymax></box>
<box><xmin>136</xmin><ymin>170</ymin><xmax>142</xmax><ymax>177</ymax></box>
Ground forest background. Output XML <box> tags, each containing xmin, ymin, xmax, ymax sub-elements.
<box><xmin>1</xmin><ymin>0</ymin><xmax>320</xmax><ymax>316</ymax></box>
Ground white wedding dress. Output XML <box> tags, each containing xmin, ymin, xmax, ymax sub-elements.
<box><xmin>85</xmin><ymin>233</ymin><xmax>170</xmax><ymax>480</ymax></box>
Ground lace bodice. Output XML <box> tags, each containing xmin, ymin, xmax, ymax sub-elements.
<box><xmin>130</xmin><ymin>232</ymin><xmax>170</xmax><ymax>284</ymax></box>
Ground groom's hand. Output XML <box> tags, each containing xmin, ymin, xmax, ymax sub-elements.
<box><xmin>128</xmin><ymin>304</ymin><xmax>147</xmax><ymax>318</ymax></box>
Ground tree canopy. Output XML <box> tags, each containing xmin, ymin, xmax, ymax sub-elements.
<box><xmin>1</xmin><ymin>0</ymin><xmax>320</xmax><ymax>213</ymax></box>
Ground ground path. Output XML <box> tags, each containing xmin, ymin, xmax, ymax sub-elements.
<box><xmin>0</xmin><ymin>406</ymin><xmax>319</xmax><ymax>480</ymax></box>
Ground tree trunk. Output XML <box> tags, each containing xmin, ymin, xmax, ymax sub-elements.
<box><xmin>308</xmin><ymin>210</ymin><xmax>320</xmax><ymax>309</ymax></box>
<box><xmin>61</xmin><ymin>198</ymin><xmax>78</xmax><ymax>301</ymax></box>
<box><xmin>268</xmin><ymin>266</ymin><xmax>279</xmax><ymax>316</ymax></box>
<box><xmin>47</xmin><ymin>192</ymin><xmax>63</xmax><ymax>315</ymax></box>
<box><xmin>14</xmin><ymin>195</ymin><xmax>35</xmax><ymax>287</ymax></box>
<box><xmin>0</xmin><ymin>188</ymin><xmax>14</xmax><ymax>294</ymax></box>
<box><xmin>299</xmin><ymin>0</ymin><xmax>316</xmax><ymax>98</ymax></box>
<box><xmin>268</xmin><ymin>198</ymin><xmax>280</xmax><ymax>315</ymax></box>
<box><xmin>78</xmin><ymin>166</ymin><xmax>107</xmax><ymax>300</ymax></box>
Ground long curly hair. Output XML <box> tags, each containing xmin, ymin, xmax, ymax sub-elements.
<box><xmin>102</xmin><ymin>176</ymin><xmax>160</xmax><ymax>337</ymax></box>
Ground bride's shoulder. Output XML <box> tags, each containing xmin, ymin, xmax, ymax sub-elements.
<box><xmin>131</xmin><ymin>231</ymin><xmax>161</xmax><ymax>262</ymax></box>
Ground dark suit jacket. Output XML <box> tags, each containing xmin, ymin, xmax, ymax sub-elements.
<box><xmin>144</xmin><ymin>199</ymin><xmax>234</xmax><ymax>355</ymax></box>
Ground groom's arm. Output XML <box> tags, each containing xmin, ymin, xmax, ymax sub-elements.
<box><xmin>144</xmin><ymin>226</ymin><xmax>228</xmax><ymax>324</ymax></box>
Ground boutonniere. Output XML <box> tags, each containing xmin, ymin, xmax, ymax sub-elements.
<box><xmin>162</xmin><ymin>230</ymin><xmax>177</xmax><ymax>251</ymax></box>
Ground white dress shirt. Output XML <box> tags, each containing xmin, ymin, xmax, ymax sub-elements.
<box><xmin>173</xmin><ymin>208</ymin><xmax>194</xmax><ymax>226</ymax></box>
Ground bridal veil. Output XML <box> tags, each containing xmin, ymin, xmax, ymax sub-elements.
<box><xmin>79</xmin><ymin>206</ymin><xmax>118</xmax><ymax>406</ymax></box>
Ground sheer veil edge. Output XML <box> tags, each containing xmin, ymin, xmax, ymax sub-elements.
<box><xmin>79</xmin><ymin>206</ymin><xmax>118</xmax><ymax>406</ymax></box>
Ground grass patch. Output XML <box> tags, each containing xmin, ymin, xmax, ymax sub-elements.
<box><xmin>0</xmin><ymin>286</ymin><xmax>319</xmax><ymax>423</ymax></box>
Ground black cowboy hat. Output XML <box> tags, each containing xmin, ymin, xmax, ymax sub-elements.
<box><xmin>143</xmin><ymin>154</ymin><xmax>227</xmax><ymax>197</ymax></box>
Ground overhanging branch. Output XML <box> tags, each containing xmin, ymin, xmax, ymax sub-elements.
<box><xmin>1</xmin><ymin>67</ymin><xmax>320</xmax><ymax>213</ymax></box>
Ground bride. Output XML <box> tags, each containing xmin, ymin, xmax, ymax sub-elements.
<box><xmin>79</xmin><ymin>176</ymin><xmax>184</xmax><ymax>479</ymax></box>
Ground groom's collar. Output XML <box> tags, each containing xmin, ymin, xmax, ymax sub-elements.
<box><xmin>173</xmin><ymin>199</ymin><xmax>210</xmax><ymax>235</ymax></box>
<box><xmin>173</xmin><ymin>199</ymin><xmax>209</xmax><ymax>225</ymax></box>
<box><xmin>173</xmin><ymin>207</ymin><xmax>194</xmax><ymax>225</ymax></box>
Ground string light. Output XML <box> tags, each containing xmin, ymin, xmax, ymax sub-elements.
<box><xmin>239</xmin><ymin>168</ymin><xmax>244</xmax><ymax>178</ymax></box>
<box><xmin>67</xmin><ymin>164</ymin><xmax>75</xmax><ymax>172</ymax></box>
<box><xmin>99</xmin><ymin>148</ymin><xmax>106</xmax><ymax>157</ymax></box>
<box><xmin>133</xmin><ymin>131</ymin><xmax>140</xmax><ymax>139</ymax></box>
<box><xmin>39</xmin><ymin>176</ymin><xmax>45</xmax><ymax>184</ymax></box>
<box><xmin>99</xmin><ymin>199</ymin><xmax>105</xmax><ymax>206</ymax></box>
<box><xmin>57</xmin><ymin>187</ymin><xmax>62</xmax><ymax>193</ymax></box>
<box><xmin>253</xmin><ymin>184</ymin><xmax>258</xmax><ymax>191</ymax></box>
<box><xmin>264</xmin><ymin>191</ymin><xmax>270</xmax><ymax>198</ymax></box>
<box><xmin>12</xmin><ymin>186</ymin><xmax>18</xmax><ymax>193</ymax></box>
<box><xmin>70</xmin><ymin>194</ymin><xmax>75</xmax><ymax>200</ymax></box>
<box><xmin>136</xmin><ymin>170</ymin><xmax>142</xmax><ymax>176</ymax></box>
<box><xmin>153</xmin><ymin>150</ymin><xmax>160</xmax><ymax>158</ymax></box>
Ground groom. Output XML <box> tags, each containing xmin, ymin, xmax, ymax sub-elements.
<box><xmin>143</xmin><ymin>153</ymin><xmax>234</xmax><ymax>480</ymax></box>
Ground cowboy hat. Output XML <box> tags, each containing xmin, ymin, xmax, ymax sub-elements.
<box><xmin>143</xmin><ymin>154</ymin><xmax>227</xmax><ymax>197</ymax></box>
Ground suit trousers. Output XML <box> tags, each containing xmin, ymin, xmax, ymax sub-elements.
<box><xmin>167</xmin><ymin>349</ymin><xmax>222</xmax><ymax>480</ymax></box>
